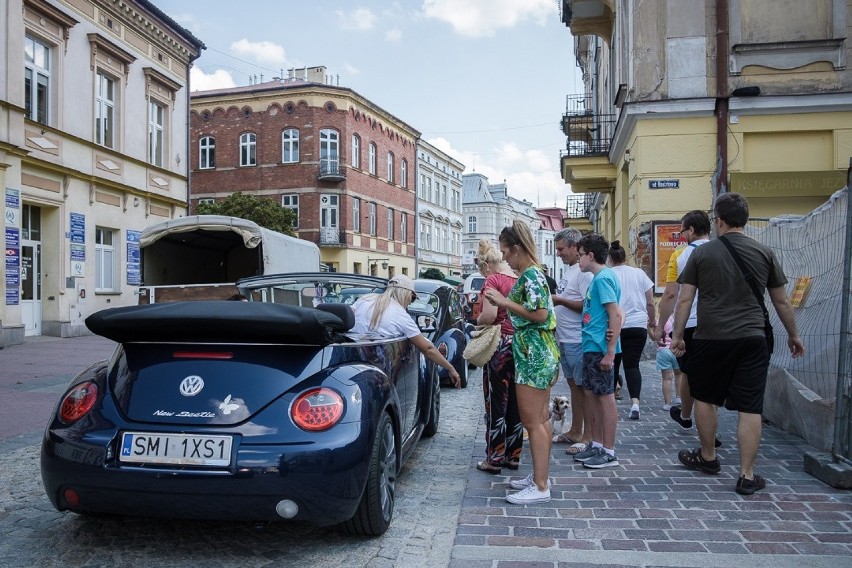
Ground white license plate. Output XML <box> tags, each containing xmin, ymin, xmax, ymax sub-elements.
<box><xmin>119</xmin><ymin>432</ymin><xmax>233</xmax><ymax>467</ymax></box>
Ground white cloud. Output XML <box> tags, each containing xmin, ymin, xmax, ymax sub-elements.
<box><xmin>189</xmin><ymin>67</ymin><xmax>236</xmax><ymax>92</ymax></box>
<box><xmin>421</xmin><ymin>0</ymin><xmax>555</xmax><ymax>37</ymax></box>
<box><xmin>385</xmin><ymin>28</ymin><xmax>403</xmax><ymax>42</ymax></box>
<box><xmin>344</xmin><ymin>63</ymin><xmax>361</xmax><ymax>75</ymax></box>
<box><xmin>167</xmin><ymin>13</ymin><xmax>201</xmax><ymax>35</ymax></box>
<box><xmin>336</xmin><ymin>8</ymin><xmax>377</xmax><ymax>30</ymax></box>
<box><xmin>426</xmin><ymin>136</ymin><xmax>567</xmax><ymax>207</ymax></box>
<box><xmin>230</xmin><ymin>39</ymin><xmax>287</xmax><ymax>66</ymax></box>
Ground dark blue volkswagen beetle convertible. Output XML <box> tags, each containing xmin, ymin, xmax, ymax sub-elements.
<box><xmin>40</xmin><ymin>273</ymin><xmax>442</xmax><ymax>536</ymax></box>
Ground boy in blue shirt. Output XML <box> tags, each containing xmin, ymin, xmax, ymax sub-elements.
<box><xmin>572</xmin><ymin>234</ymin><xmax>624</xmax><ymax>468</ymax></box>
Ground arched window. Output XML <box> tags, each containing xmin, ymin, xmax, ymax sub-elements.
<box><xmin>282</xmin><ymin>128</ymin><xmax>299</xmax><ymax>163</ymax></box>
<box><xmin>351</xmin><ymin>134</ymin><xmax>360</xmax><ymax>169</ymax></box>
<box><xmin>386</xmin><ymin>152</ymin><xmax>394</xmax><ymax>183</ymax></box>
<box><xmin>368</xmin><ymin>143</ymin><xmax>376</xmax><ymax>175</ymax></box>
<box><xmin>400</xmin><ymin>159</ymin><xmax>407</xmax><ymax>188</ymax></box>
<box><xmin>199</xmin><ymin>136</ymin><xmax>215</xmax><ymax>169</ymax></box>
<box><xmin>239</xmin><ymin>132</ymin><xmax>256</xmax><ymax>166</ymax></box>
<box><xmin>320</xmin><ymin>129</ymin><xmax>339</xmax><ymax>174</ymax></box>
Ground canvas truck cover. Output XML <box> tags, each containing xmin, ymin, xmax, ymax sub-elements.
<box><xmin>139</xmin><ymin>215</ymin><xmax>320</xmax><ymax>287</ymax></box>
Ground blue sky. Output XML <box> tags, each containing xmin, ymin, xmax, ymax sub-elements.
<box><xmin>154</xmin><ymin>0</ymin><xmax>582</xmax><ymax>207</ymax></box>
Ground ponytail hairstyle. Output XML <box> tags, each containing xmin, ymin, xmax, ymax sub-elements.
<box><xmin>498</xmin><ymin>220</ymin><xmax>540</xmax><ymax>266</ymax></box>
<box><xmin>608</xmin><ymin>240</ymin><xmax>627</xmax><ymax>265</ymax></box>
<box><xmin>476</xmin><ymin>238</ymin><xmax>502</xmax><ymax>273</ymax></box>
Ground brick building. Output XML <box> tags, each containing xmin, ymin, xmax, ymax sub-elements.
<box><xmin>189</xmin><ymin>66</ymin><xmax>420</xmax><ymax>276</ymax></box>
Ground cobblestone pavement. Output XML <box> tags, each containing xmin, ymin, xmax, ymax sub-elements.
<box><xmin>1</xmin><ymin>336</ymin><xmax>850</xmax><ymax>567</ymax></box>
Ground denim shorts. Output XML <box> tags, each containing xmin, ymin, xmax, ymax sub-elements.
<box><xmin>558</xmin><ymin>342</ymin><xmax>584</xmax><ymax>386</ymax></box>
<box><xmin>655</xmin><ymin>348</ymin><xmax>679</xmax><ymax>371</ymax></box>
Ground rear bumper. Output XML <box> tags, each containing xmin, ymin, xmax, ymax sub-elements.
<box><xmin>41</xmin><ymin>422</ymin><xmax>371</xmax><ymax>526</ymax></box>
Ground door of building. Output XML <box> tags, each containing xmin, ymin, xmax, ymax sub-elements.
<box><xmin>20</xmin><ymin>240</ymin><xmax>41</xmax><ymax>336</ymax></box>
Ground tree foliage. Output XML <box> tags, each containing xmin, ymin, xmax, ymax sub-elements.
<box><xmin>420</xmin><ymin>268</ymin><xmax>445</xmax><ymax>281</ymax></box>
<box><xmin>194</xmin><ymin>192</ymin><xmax>296</xmax><ymax>235</ymax></box>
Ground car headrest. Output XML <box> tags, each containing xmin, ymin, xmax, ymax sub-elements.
<box><xmin>315</xmin><ymin>303</ymin><xmax>355</xmax><ymax>332</ymax></box>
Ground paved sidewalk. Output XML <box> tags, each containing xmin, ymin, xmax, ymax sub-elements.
<box><xmin>1</xmin><ymin>336</ymin><xmax>849</xmax><ymax>567</ymax></box>
<box><xmin>453</xmin><ymin>360</ymin><xmax>852</xmax><ymax>567</ymax></box>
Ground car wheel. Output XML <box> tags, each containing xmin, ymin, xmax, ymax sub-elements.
<box><xmin>424</xmin><ymin>366</ymin><xmax>440</xmax><ymax>437</ymax></box>
<box><xmin>342</xmin><ymin>412</ymin><xmax>397</xmax><ymax>536</ymax></box>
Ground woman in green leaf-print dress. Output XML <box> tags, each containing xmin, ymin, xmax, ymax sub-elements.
<box><xmin>483</xmin><ymin>221</ymin><xmax>559</xmax><ymax>505</ymax></box>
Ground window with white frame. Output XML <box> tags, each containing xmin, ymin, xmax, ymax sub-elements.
<box><xmin>369</xmin><ymin>202</ymin><xmax>377</xmax><ymax>235</ymax></box>
<box><xmin>24</xmin><ymin>35</ymin><xmax>50</xmax><ymax>125</ymax></box>
<box><xmin>387</xmin><ymin>208</ymin><xmax>394</xmax><ymax>240</ymax></box>
<box><xmin>282</xmin><ymin>128</ymin><xmax>299</xmax><ymax>163</ymax></box>
<box><xmin>351</xmin><ymin>135</ymin><xmax>360</xmax><ymax>169</ymax></box>
<box><xmin>319</xmin><ymin>129</ymin><xmax>339</xmax><ymax>173</ymax></box>
<box><xmin>368</xmin><ymin>143</ymin><xmax>376</xmax><ymax>175</ymax></box>
<box><xmin>468</xmin><ymin>216</ymin><xmax>477</xmax><ymax>233</ymax></box>
<box><xmin>423</xmin><ymin>223</ymin><xmax>432</xmax><ymax>250</ymax></box>
<box><xmin>400</xmin><ymin>213</ymin><xmax>407</xmax><ymax>243</ymax></box>
<box><xmin>419</xmin><ymin>174</ymin><xmax>427</xmax><ymax>199</ymax></box>
<box><xmin>441</xmin><ymin>184</ymin><xmax>447</xmax><ymax>208</ymax></box>
<box><xmin>387</xmin><ymin>152</ymin><xmax>394</xmax><ymax>183</ymax></box>
<box><xmin>95</xmin><ymin>72</ymin><xmax>116</xmax><ymax>148</ymax></box>
<box><xmin>400</xmin><ymin>159</ymin><xmax>407</xmax><ymax>188</ymax></box>
<box><xmin>320</xmin><ymin>194</ymin><xmax>338</xmax><ymax>230</ymax></box>
<box><xmin>95</xmin><ymin>227</ymin><xmax>116</xmax><ymax>292</ymax></box>
<box><xmin>198</xmin><ymin>198</ymin><xmax>215</xmax><ymax>205</ymax></box>
<box><xmin>240</xmin><ymin>132</ymin><xmax>256</xmax><ymax>166</ymax></box>
<box><xmin>148</xmin><ymin>99</ymin><xmax>165</xmax><ymax>167</ymax></box>
<box><xmin>352</xmin><ymin>197</ymin><xmax>360</xmax><ymax>233</ymax></box>
<box><xmin>199</xmin><ymin>136</ymin><xmax>215</xmax><ymax>169</ymax></box>
<box><xmin>282</xmin><ymin>194</ymin><xmax>299</xmax><ymax>228</ymax></box>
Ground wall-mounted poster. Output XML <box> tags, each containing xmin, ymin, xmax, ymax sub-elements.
<box><xmin>653</xmin><ymin>222</ymin><xmax>686</xmax><ymax>294</ymax></box>
<box><xmin>126</xmin><ymin>230</ymin><xmax>141</xmax><ymax>286</ymax></box>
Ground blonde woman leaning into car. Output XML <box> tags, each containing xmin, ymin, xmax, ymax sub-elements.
<box><xmin>350</xmin><ymin>275</ymin><xmax>461</xmax><ymax>387</ymax></box>
<box><xmin>475</xmin><ymin>238</ymin><xmax>522</xmax><ymax>475</ymax></box>
<box><xmin>483</xmin><ymin>221</ymin><xmax>559</xmax><ymax>504</ymax></box>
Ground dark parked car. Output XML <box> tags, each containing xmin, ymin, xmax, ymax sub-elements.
<box><xmin>41</xmin><ymin>273</ymin><xmax>440</xmax><ymax>536</ymax></box>
<box><xmin>409</xmin><ymin>279</ymin><xmax>468</xmax><ymax>388</ymax></box>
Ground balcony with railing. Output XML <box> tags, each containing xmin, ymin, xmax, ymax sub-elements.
<box><xmin>318</xmin><ymin>158</ymin><xmax>346</xmax><ymax>181</ymax></box>
<box><xmin>319</xmin><ymin>227</ymin><xmax>345</xmax><ymax>246</ymax></box>
<box><xmin>560</xmin><ymin>0</ymin><xmax>615</xmax><ymax>43</ymax></box>
<box><xmin>560</xmin><ymin>94</ymin><xmax>617</xmax><ymax>193</ymax></box>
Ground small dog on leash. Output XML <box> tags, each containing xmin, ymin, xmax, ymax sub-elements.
<box><xmin>549</xmin><ymin>395</ymin><xmax>570</xmax><ymax>437</ymax></box>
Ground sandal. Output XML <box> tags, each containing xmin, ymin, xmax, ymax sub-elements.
<box><xmin>476</xmin><ymin>461</ymin><xmax>502</xmax><ymax>475</ymax></box>
<box><xmin>565</xmin><ymin>442</ymin><xmax>588</xmax><ymax>455</ymax></box>
<box><xmin>553</xmin><ymin>432</ymin><xmax>581</xmax><ymax>444</ymax></box>
<box><xmin>678</xmin><ymin>448</ymin><xmax>721</xmax><ymax>474</ymax></box>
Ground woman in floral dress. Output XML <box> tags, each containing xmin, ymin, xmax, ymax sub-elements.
<box><xmin>483</xmin><ymin>221</ymin><xmax>559</xmax><ymax>505</ymax></box>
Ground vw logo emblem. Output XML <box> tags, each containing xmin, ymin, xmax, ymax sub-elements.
<box><xmin>179</xmin><ymin>375</ymin><xmax>205</xmax><ymax>396</ymax></box>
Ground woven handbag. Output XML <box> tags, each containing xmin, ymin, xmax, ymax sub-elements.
<box><xmin>463</xmin><ymin>324</ymin><xmax>501</xmax><ymax>368</ymax></box>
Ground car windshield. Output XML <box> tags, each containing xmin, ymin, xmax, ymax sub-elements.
<box><xmin>243</xmin><ymin>278</ymin><xmax>382</xmax><ymax>307</ymax></box>
<box><xmin>470</xmin><ymin>278</ymin><xmax>484</xmax><ymax>292</ymax></box>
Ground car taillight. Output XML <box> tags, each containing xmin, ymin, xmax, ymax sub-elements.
<box><xmin>438</xmin><ymin>342</ymin><xmax>448</xmax><ymax>357</ymax></box>
<box><xmin>291</xmin><ymin>388</ymin><xmax>344</xmax><ymax>432</ymax></box>
<box><xmin>59</xmin><ymin>382</ymin><xmax>98</xmax><ymax>424</ymax></box>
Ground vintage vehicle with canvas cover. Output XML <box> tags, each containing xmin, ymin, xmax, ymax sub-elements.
<box><xmin>40</xmin><ymin>273</ymin><xmax>441</xmax><ymax>536</ymax></box>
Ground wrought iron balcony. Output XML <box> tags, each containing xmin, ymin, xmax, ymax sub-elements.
<box><xmin>566</xmin><ymin>193</ymin><xmax>595</xmax><ymax>219</ymax></box>
<box><xmin>560</xmin><ymin>100</ymin><xmax>616</xmax><ymax>158</ymax></box>
<box><xmin>318</xmin><ymin>158</ymin><xmax>346</xmax><ymax>181</ymax></box>
<box><xmin>319</xmin><ymin>227</ymin><xmax>345</xmax><ymax>246</ymax></box>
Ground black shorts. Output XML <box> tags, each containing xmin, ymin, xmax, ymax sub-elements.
<box><xmin>686</xmin><ymin>336</ymin><xmax>770</xmax><ymax>414</ymax></box>
<box><xmin>582</xmin><ymin>352</ymin><xmax>615</xmax><ymax>396</ymax></box>
<box><xmin>675</xmin><ymin>327</ymin><xmax>696</xmax><ymax>374</ymax></box>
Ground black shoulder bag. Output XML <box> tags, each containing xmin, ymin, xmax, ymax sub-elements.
<box><xmin>719</xmin><ymin>235</ymin><xmax>774</xmax><ymax>355</ymax></box>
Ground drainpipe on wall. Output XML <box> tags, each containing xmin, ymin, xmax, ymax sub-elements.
<box><xmin>714</xmin><ymin>0</ymin><xmax>730</xmax><ymax>199</ymax></box>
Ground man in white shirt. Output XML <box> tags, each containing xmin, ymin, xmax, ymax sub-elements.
<box><xmin>654</xmin><ymin>210</ymin><xmax>710</xmax><ymax>429</ymax></box>
<box><xmin>552</xmin><ymin>228</ymin><xmax>593</xmax><ymax>455</ymax></box>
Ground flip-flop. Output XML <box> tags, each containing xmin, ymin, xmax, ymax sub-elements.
<box><xmin>476</xmin><ymin>461</ymin><xmax>502</xmax><ymax>475</ymax></box>
<box><xmin>553</xmin><ymin>433</ymin><xmax>581</xmax><ymax>444</ymax></box>
<box><xmin>565</xmin><ymin>442</ymin><xmax>588</xmax><ymax>455</ymax></box>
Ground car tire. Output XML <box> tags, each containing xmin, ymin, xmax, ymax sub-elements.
<box><xmin>424</xmin><ymin>367</ymin><xmax>440</xmax><ymax>437</ymax></box>
<box><xmin>342</xmin><ymin>412</ymin><xmax>397</xmax><ymax>536</ymax></box>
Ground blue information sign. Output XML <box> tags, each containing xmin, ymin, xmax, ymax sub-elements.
<box><xmin>126</xmin><ymin>230</ymin><xmax>141</xmax><ymax>285</ymax></box>
<box><xmin>5</xmin><ymin>227</ymin><xmax>19</xmax><ymax>305</ymax></box>
<box><xmin>70</xmin><ymin>212</ymin><xmax>85</xmax><ymax>244</ymax></box>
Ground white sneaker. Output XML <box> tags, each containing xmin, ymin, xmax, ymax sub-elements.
<box><xmin>663</xmin><ymin>403</ymin><xmax>672</xmax><ymax>411</ymax></box>
<box><xmin>506</xmin><ymin>483</ymin><xmax>551</xmax><ymax>504</ymax></box>
<box><xmin>509</xmin><ymin>474</ymin><xmax>552</xmax><ymax>490</ymax></box>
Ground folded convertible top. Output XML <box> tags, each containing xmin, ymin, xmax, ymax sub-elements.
<box><xmin>85</xmin><ymin>301</ymin><xmax>345</xmax><ymax>345</ymax></box>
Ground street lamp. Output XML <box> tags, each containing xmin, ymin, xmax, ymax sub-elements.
<box><xmin>368</xmin><ymin>257</ymin><xmax>390</xmax><ymax>270</ymax></box>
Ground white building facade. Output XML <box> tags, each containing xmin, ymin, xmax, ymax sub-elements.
<box><xmin>416</xmin><ymin>140</ymin><xmax>465</xmax><ymax>277</ymax></box>
<box><xmin>461</xmin><ymin>173</ymin><xmax>540</xmax><ymax>275</ymax></box>
<box><xmin>0</xmin><ymin>0</ymin><xmax>202</xmax><ymax>346</ymax></box>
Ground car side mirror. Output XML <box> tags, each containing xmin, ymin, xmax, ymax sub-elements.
<box><xmin>417</xmin><ymin>315</ymin><xmax>436</xmax><ymax>332</ymax></box>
